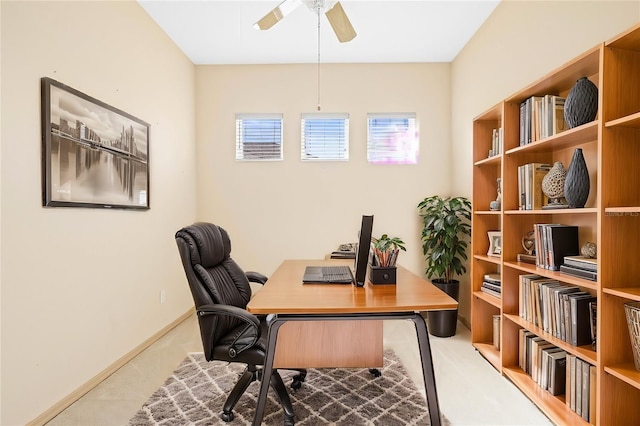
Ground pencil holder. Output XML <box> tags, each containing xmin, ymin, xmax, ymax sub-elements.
<box><xmin>368</xmin><ymin>264</ymin><xmax>396</xmax><ymax>285</ymax></box>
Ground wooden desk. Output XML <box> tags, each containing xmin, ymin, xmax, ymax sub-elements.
<box><xmin>247</xmin><ymin>259</ymin><xmax>457</xmax><ymax>426</ymax></box>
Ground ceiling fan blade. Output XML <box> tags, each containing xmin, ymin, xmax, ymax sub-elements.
<box><xmin>254</xmin><ymin>0</ymin><xmax>302</xmax><ymax>30</ymax></box>
<box><xmin>324</xmin><ymin>1</ymin><xmax>356</xmax><ymax>43</ymax></box>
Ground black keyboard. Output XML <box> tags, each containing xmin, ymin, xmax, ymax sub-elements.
<box><xmin>321</xmin><ymin>265</ymin><xmax>352</xmax><ymax>281</ymax></box>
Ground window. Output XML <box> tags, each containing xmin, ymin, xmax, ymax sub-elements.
<box><xmin>301</xmin><ymin>113</ymin><xmax>349</xmax><ymax>161</ymax></box>
<box><xmin>235</xmin><ymin>113</ymin><xmax>283</xmax><ymax>161</ymax></box>
<box><xmin>367</xmin><ymin>113</ymin><xmax>418</xmax><ymax>164</ymax></box>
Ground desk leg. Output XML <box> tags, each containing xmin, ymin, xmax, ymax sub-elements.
<box><xmin>253</xmin><ymin>317</ymin><xmax>283</xmax><ymax>426</ymax></box>
<box><xmin>412</xmin><ymin>313</ymin><xmax>442</xmax><ymax>426</ymax></box>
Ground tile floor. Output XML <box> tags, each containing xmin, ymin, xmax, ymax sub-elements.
<box><xmin>47</xmin><ymin>315</ymin><xmax>553</xmax><ymax>425</ymax></box>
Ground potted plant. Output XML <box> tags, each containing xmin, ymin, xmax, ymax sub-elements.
<box><xmin>369</xmin><ymin>234</ymin><xmax>406</xmax><ymax>284</ymax></box>
<box><xmin>417</xmin><ymin>195</ymin><xmax>472</xmax><ymax>337</ymax></box>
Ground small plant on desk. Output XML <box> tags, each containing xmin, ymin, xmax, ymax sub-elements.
<box><xmin>371</xmin><ymin>234</ymin><xmax>406</xmax><ymax>267</ymax></box>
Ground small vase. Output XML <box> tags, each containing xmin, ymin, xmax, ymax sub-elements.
<box><xmin>564</xmin><ymin>148</ymin><xmax>590</xmax><ymax>208</ymax></box>
<box><xmin>541</xmin><ymin>161</ymin><xmax>567</xmax><ymax>208</ymax></box>
<box><xmin>564</xmin><ymin>77</ymin><xmax>598</xmax><ymax>128</ymax></box>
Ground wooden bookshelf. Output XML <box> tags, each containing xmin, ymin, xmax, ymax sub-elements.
<box><xmin>471</xmin><ymin>22</ymin><xmax>640</xmax><ymax>425</ymax></box>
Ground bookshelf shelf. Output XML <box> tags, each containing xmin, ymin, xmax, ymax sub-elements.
<box><xmin>603</xmin><ymin>287</ymin><xmax>640</xmax><ymax>302</ymax></box>
<box><xmin>604</xmin><ymin>363</ymin><xmax>640</xmax><ymax>391</ymax></box>
<box><xmin>503</xmin><ymin>367</ymin><xmax>590</xmax><ymax>426</ymax></box>
<box><xmin>471</xmin><ymin>22</ymin><xmax>640</xmax><ymax>424</ymax></box>
<box><xmin>473</xmin><ymin>342</ymin><xmax>501</xmax><ymax>371</ymax></box>
<box><xmin>473</xmin><ymin>254</ymin><xmax>501</xmax><ymax>265</ymax></box>
<box><xmin>505</xmin><ymin>208</ymin><xmax>598</xmax><ymax>215</ymax></box>
<box><xmin>474</xmin><ymin>290</ymin><xmax>501</xmax><ymax>308</ymax></box>
<box><xmin>504</xmin><ymin>314</ymin><xmax>597</xmax><ymax>365</ymax></box>
<box><xmin>605</xmin><ymin>111</ymin><xmax>640</xmax><ymax>128</ymax></box>
<box><xmin>503</xmin><ymin>262</ymin><xmax>598</xmax><ymax>291</ymax></box>
<box><xmin>505</xmin><ymin>121</ymin><xmax>598</xmax><ymax>156</ymax></box>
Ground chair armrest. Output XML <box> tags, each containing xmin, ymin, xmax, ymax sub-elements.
<box><xmin>197</xmin><ymin>304</ymin><xmax>260</xmax><ymax>357</ymax></box>
<box><xmin>246</xmin><ymin>271</ymin><xmax>268</xmax><ymax>285</ymax></box>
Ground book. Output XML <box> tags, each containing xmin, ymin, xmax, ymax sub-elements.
<box><xmin>541</xmin><ymin>224</ymin><xmax>580</xmax><ymax>270</ymax></box>
<box><xmin>576</xmin><ymin>358</ymin><xmax>583</xmax><ymax>415</ymax></box>
<box><xmin>483</xmin><ymin>273</ymin><xmax>501</xmax><ymax>284</ymax></box>
<box><xmin>570</xmin><ymin>294</ymin><xmax>597</xmax><ymax>346</ymax></box>
<box><xmin>582</xmin><ymin>360</ymin><xmax>591</xmax><ymax>421</ymax></box>
<box><xmin>493</xmin><ymin>314</ymin><xmax>501</xmax><ymax>350</ymax></box>
<box><xmin>482</xmin><ymin>281</ymin><xmax>502</xmax><ymax>292</ymax></box>
<box><xmin>560</xmin><ymin>264</ymin><xmax>597</xmax><ymax>281</ymax></box>
<box><xmin>563</xmin><ymin>255</ymin><xmax>598</xmax><ymax>272</ymax></box>
<box><xmin>568</xmin><ymin>354</ymin><xmax>577</xmax><ymax>411</ymax></box>
<box><xmin>480</xmin><ymin>286</ymin><xmax>501</xmax><ymax>298</ymax></box>
<box><xmin>548</xmin><ymin>350</ymin><xmax>567</xmax><ymax>395</ymax></box>
<box><xmin>589</xmin><ymin>364</ymin><xmax>597</xmax><ymax>425</ymax></box>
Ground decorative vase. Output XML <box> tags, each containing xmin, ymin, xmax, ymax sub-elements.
<box><xmin>541</xmin><ymin>161</ymin><xmax>567</xmax><ymax>208</ymax></box>
<box><xmin>564</xmin><ymin>77</ymin><xmax>598</xmax><ymax>128</ymax></box>
<box><xmin>564</xmin><ymin>148</ymin><xmax>590</xmax><ymax>208</ymax></box>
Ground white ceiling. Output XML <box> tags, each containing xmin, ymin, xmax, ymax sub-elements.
<box><xmin>138</xmin><ymin>0</ymin><xmax>500</xmax><ymax>64</ymax></box>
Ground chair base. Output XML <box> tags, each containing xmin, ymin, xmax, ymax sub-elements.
<box><xmin>220</xmin><ymin>365</ymin><xmax>301</xmax><ymax>424</ymax></box>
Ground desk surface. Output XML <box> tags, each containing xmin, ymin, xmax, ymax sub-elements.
<box><xmin>247</xmin><ymin>259</ymin><xmax>458</xmax><ymax>315</ymax></box>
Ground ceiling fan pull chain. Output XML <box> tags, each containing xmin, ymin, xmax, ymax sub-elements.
<box><xmin>317</xmin><ymin>3</ymin><xmax>321</xmax><ymax>111</ymax></box>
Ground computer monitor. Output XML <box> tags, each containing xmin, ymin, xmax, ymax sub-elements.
<box><xmin>353</xmin><ymin>215</ymin><xmax>374</xmax><ymax>287</ymax></box>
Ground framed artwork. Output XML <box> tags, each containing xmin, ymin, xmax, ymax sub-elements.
<box><xmin>487</xmin><ymin>231</ymin><xmax>502</xmax><ymax>257</ymax></box>
<box><xmin>41</xmin><ymin>77</ymin><xmax>150</xmax><ymax>209</ymax></box>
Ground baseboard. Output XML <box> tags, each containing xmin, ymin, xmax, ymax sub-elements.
<box><xmin>27</xmin><ymin>308</ymin><xmax>195</xmax><ymax>426</ymax></box>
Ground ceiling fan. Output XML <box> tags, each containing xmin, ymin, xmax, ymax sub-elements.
<box><xmin>254</xmin><ymin>0</ymin><xmax>357</xmax><ymax>43</ymax></box>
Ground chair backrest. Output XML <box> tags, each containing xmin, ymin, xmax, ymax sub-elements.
<box><xmin>175</xmin><ymin>222</ymin><xmax>253</xmax><ymax>355</ymax></box>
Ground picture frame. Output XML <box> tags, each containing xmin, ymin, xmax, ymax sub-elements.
<box><xmin>487</xmin><ymin>231</ymin><xmax>502</xmax><ymax>257</ymax></box>
<box><xmin>41</xmin><ymin>77</ymin><xmax>150</xmax><ymax>209</ymax></box>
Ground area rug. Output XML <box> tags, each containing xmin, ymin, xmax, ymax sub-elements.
<box><xmin>129</xmin><ymin>349</ymin><xmax>449</xmax><ymax>425</ymax></box>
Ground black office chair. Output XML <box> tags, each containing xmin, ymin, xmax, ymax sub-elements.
<box><xmin>175</xmin><ymin>222</ymin><xmax>305</xmax><ymax>425</ymax></box>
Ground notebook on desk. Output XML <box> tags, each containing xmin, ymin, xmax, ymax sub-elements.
<box><xmin>302</xmin><ymin>215</ymin><xmax>374</xmax><ymax>286</ymax></box>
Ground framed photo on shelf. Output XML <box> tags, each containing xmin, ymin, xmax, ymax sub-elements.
<box><xmin>487</xmin><ymin>231</ymin><xmax>502</xmax><ymax>257</ymax></box>
<box><xmin>41</xmin><ymin>77</ymin><xmax>150</xmax><ymax>209</ymax></box>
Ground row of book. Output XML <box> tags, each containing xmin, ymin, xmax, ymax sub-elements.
<box><xmin>533</xmin><ymin>224</ymin><xmax>579</xmax><ymax>271</ymax></box>
<box><xmin>481</xmin><ymin>273</ymin><xmax>501</xmax><ymax>298</ymax></box>
<box><xmin>488</xmin><ymin>127</ymin><xmax>503</xmax><ymax>157</ymax></box>
<box><xmin>566</xmin><ymin>354</ymin><xmax>597</xmax><ymax>424</ymax></box>
<box><xmin>519</xmin><ymin>95</ymin><xmax>567</xmax><ymax>146</ymax></box>
<box><xmin>519</xmin><ymin>330</ymin><xmax>567</xmax><ymax>395</ymax></box>
<box><xmin>517</xmin><ymin>162</ymin><xmax>550</xmax><ymax>210</ymax></box>
<box><xmin>518</xmin><ymin>274</ymin><xmax>596</xmax><ymax>346</ymax></box>
<box><xmin>518</xmin><ymin>331</ymin><xmax>596</xmax><ymax>424</ymax></box>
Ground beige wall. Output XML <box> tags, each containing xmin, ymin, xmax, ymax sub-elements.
<box><xmin>195</xmin><ymin>63</ymin><xmax>451</xmax><ymax>278</ymax></box>
<box><xmin>0</xmin><ymin>1</ymin><xmax>196</xmax><ymax>424</ymax></box>
<box><xmin>451</xmin><ymin>1</ymin><xmax>640</xmax><ymax>320</ymax></box>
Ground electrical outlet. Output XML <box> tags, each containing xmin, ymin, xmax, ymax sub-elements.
<box><xmin>160</xmin><ymin>290</ymin><xmax>166</xmax><ymax>304</ymax></box>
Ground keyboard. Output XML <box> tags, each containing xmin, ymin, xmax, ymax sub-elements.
<box><xmin>321</xmin><ymin>265</ymin><xmax>352</xmax><ymax>281</ymax></box>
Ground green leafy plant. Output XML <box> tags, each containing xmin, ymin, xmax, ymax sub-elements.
<box><xmin>371</xmin><ymin>234</ymin><xmax>406</xmax><ymax>267</ymax></box>
<box><xmin>417</xmin><ymin>195</ymin><xmax>472</xmax><ymax>282</ymax></box>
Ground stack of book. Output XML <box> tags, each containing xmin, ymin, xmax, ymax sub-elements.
<box><xmin>489</xmin><ymin>127</ymin><xmax>503</xmax><ymax>157</ymax></box>
<box><xmin>560</xmin><ymin>255</ymin><xmax>598</xmax><ymax>282</ymax></box>
<box><xmin>481</xmin><ymin>273</ymin><xmax>501</xmax><ymax>298</ymax></box>
<box><xmin>518</xmin><ymin>163</ymin><xmax>551</xmax><ymax>210</ymax></box>
<box><xmin>533</xmin><ymin>224</ymin><xmax>579</xmax><ymax>270</ymax></box>
<box><xmin>566</xmin><ymin>355</ymin><xmax>597</xmax><ymax>424</ymax></box>
<box><xmin>519</xmin><ymin>95</ymin><xmax>567</xmax><ymax>146</ymax></box>
<box><xmin>519</xmin><ymin>331</ymin><xmax>567</xmax><ymax>396</ymax></box>
<box><xmin>518</xmin><ymin>274</ymin><xmax>596</xmax><ymax>346</ymax></box>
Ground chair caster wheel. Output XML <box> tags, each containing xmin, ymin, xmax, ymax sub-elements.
<box><xmin>293</xmin><ymin>372</ymin><xmax>306</xmax><ymax>382</ymax></box>
<box><xmin>291</xmin><ymin>379</ymin><xmax>302</xmax><ymax>391</ymax></box>
<box><xmin>284</xmin><ymin>415</ymin><xmax>295</xmax><ymax>426</ymax></box>
<box><xmin>220</xmin><ymin>411</ymin><xmax>234</xmax><ymax>422</ymax></box>
<box><xmin>369</xmin><ymin>368</ymin><xmax>381</xmax><ymax>377</ymax></box>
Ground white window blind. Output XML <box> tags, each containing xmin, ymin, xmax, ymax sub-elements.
<box><xmin>301</xmin><ymin>113</ymin><xmax>349</xmax><ymax>161</ymax></box>
<box><xmin>235</xmin><ymin>113</ymin><xmax>283</xmax><ymax>161</ymax></box>
<box><xmin>367</xmin><ymin>113</ymin><xmax>419</xmax><ymax>164</ymax></box>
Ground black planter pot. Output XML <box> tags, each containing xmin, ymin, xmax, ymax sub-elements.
<box><xmin>427</xmin><ymin>279</ymin><xmax>459</xmax><ymax>337</ymax></box>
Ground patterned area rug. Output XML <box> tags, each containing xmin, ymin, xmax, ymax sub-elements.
<box><xmin>129</xmin><ymin>349</ymin><xmax>449</xmax><ymax>425</ymax></box>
